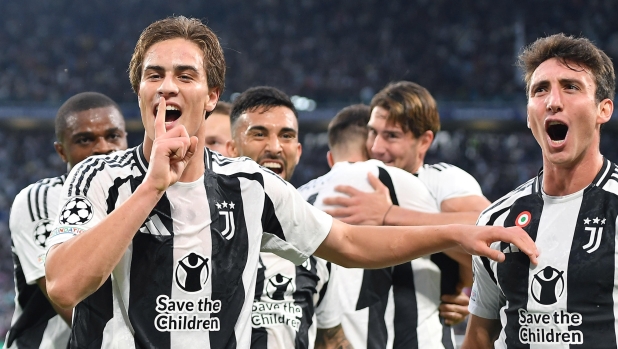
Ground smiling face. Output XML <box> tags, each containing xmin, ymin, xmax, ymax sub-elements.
<box><xmin>55</xmin><ymin>106</ymin><xmax>128</xmax><ymax>169</ymax></box>
<box><xmin>229</xmin><ymin>106</ymin><xmax>301</xmax><ymax>181</ymax></box>
<box><xmin>138</xmin><ymin>38</ymin><xmax>219</xmax><ymax>142</ymax></box>
<box><xmin>366</xmin><ymin>106</ymin><xmax>430</xmax><ymax>174</ymax></box>
<box><xmin>527</xmin><ymin>58</ymin><xmax>613</xmax><ymax>169</ymax></box>
<box><xmin>203</xmin><ymin>111</ymin><xmax>232</xmax><ymax>156</ymax></box>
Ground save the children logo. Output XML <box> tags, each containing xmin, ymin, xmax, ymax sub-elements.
<box><xmin>175</xmin><ymin>252</ymin><xmax>210</xmax><ymax>293</ymax></box>
<box><xmin>531</xmin><ymin>266</ymin><xmax>564</xmax><ymax>305</ymax></box>
<box><xmin>252</xmin><ymin>273</ymin><xmax>303</xmax><ymax>331</ymax></box>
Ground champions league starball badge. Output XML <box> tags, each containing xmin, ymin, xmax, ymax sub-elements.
<box><xmin>59</xmin><ymin>196</ymin><xmax>94</xmax><ymax>225</ymax></box>
<box><xmin>33</xmin><ymin>219</ymin><xmax>53</xmax><ymax>247</ymax></box>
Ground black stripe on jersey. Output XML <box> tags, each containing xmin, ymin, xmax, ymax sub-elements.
<box><xmin>251</xmin><ymin>257</ymin><xmax>268</xmax><ymax>348</ymax></box>
<box><xmin>439</xmin><ymin>318</ymin><xmax>455</xmax><ymax>349</ymax></box>
<box><xmin>566</xmin><ymin>186</ymin><xmax>618</xmax><ymax>348</ymax></box>
<box><xmin>262</xmin><ymin>193</ymin><xmax>286</xmax><ymax>242</ymax></box>
<box><xmin>70</xmin><ymin>278</ymin><xmax>114</xmax><ymax>349</ymax></box>
<box><xmin>128</xmin><ymin>179</ymin><xmax>174</xmax><ymax>348</ymax></box>
<box><xmin>594</xmin><ymin>158</ymin><xmax>613</xmax><ymax>188</ymax></box>
<box><xmin>207</xmin><ymin>170</ymin><xmax>250</xmax><ymax>349</ymax></box>
<box><xmin>33</xmin><ymin>180</ymin><xmax>44</xmax><ymax>220</ymax></box>
<box><xmin>392</xmin><ymin>263</ymin><xmax>419</xmax><ymax>349</ymax></box>
<box><xmin>430</xmin><ymin>253</ymin><xmax>459</xmax><ymax>295</ymax></box>
<box><xmin>69</xmin><ymin>151</ymin><xmax>133</xmax><ymax>196</ymax></box>
<box><xmin>496</xmin><ymin>193</ymin><xmax>543</xmax><ymax>348</ymax></box>
<box><xmin>482</xmin><ymin>181</ymin><xmax>533</xmax><ymax>217</ymax></box>
<box><xmin>294</xmin><ymin>257</ymin><xmax>319</xmax><ymax>349</ymax></box>
<box><xmin>366</xmin><ymin>295</ymin><xmax>389</xmax><ymax>349</ymax></box>
<box><xmin>6</xmin><ymin>250</ymin><xmax>57</xmax><ymax>348</ymax></box>
<box><xmin>26</xmin><ymin>185</ymin><xmax>36</xmax><ymax>221</ymax></box>
<box><xmin>377</xmin><ymin>167</ymin><xmax>421</xmax><ymax>349</ymax></box>
<box><xmin>306</xmin><ymin>193</ymin><xmax>318</xmax><ymax>206</ymax></box>
<box><xmin>315</xmin><ymin>262</ymin><xmax>331</xmax><ymax>308</ymax></box>
<box><xmin>480</xmin><ymin>257</ymin><xmax>497</xmax><ymax>285</ymax></box>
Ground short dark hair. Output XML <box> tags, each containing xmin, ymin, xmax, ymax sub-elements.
<box><xmin>327</xmin><ymin>104</ymin><xmax>371</xmax><ymax>150</ymax></box>
<box><xmin>212</xmin><ymin>101</ymin><xmax>232</xmax><ymax>116</ymax></box>
<box><xmin>230</xmin><ymin>86</ymin><xmax>297</xmax><ymax>133</ymax></box>
<box><xmin>518</xmin><ymin>33</ymin><xmax>615</xmax><ymax>103</ymax></box>
<box><xmin>56</xmin><ymin>92</ymin><xmax>121</xmax><ymax>142</ymax></box>
<box><xmin>370</xmin><ymin>81</ymin><xmax>441</xmax><ymax>138</ymax></box>
<box><xmin>129</xmin><ymin>16</ymin><xmax>226</xmax><ymax>95</ymax></box>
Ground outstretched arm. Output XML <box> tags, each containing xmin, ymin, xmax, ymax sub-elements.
<box><xmin>314</xmin><ymin>220</ymin><xmax>538</xmax><ymax>268</ymax></box>
<box><xmin>46</xmin><ymin>98</ymin><xmax>198</xmax><ymax>309</ymax></box>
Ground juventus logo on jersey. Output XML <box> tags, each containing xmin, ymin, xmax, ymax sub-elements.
<box><xmin>582</xmin><ymin>216</ymin><xmax>606</xmax><ymax>254</ymax></box>
<box><xmin>216</xmin><ymin>201</ymin><xmax>236</xmax><ymax>240</ymax></box>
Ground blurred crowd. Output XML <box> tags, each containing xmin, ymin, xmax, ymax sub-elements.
<box><xmin>2</xmin><ymin>0</ymin><xmax>618</xmax><ymax>105</ymax></box>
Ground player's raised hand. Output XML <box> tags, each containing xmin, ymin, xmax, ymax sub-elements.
<box><xmin>324</xmin><ymin>172</ymin><xmax>392</xmax><ymax>225</ymax></box>
<box><xmin>456</xmin><ymin>225</ymin><xmax>539</xmax><ymax>265</ymax></box>
<box><xmin>146</xmin><ymin>98</ymin><xmax>198</xmax><ymax>193</ymax></box>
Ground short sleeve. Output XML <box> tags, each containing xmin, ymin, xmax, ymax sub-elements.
<box><xmin>46</xmin><ymin>162</ymin><xmax>112</xmax><ymax>252</ymax></box>
<box><xmin>468</xmin><ymin>255</ymin><xmax>504</xmax><ymax>319</ymax></box>
<box><xmin>419</xmin><ymin>164</ymin><xmax>484</xmax><ymax>206</ymax></box>
<box><xmin>260</xmin><ymin>171</ymin><xmax>333</xmax><ymax>265</ymax></box>
<box><xmin>315</xmin><ymin>261</ymin><xmax>342</xmax><ymax>329</ymax></box>
<box><xmin>10</xmin><ymin>188</ymin><xmax>48</xmax><ymax>284</ymax></box>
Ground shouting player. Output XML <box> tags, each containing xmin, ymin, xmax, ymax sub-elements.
<box><xmin>6</xmin><ymin>92</ymin><xmax>127</xmax><ymax>348</ymax></box>
<box><xmin>227</xmin><ymin>86</ymin><xmax>350</xmax><ymax>349</ymax></box>
<box><xmin>463</xmin><ymin>34</ymin><xmax>617</xmax><ymax>348</ymax></box>
<box><xmin>44</xmin><ymin>16</ymin><xmax>538</xmax><ymax>348</ymax></box>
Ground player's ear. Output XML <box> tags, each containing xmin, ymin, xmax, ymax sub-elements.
<box><xmin>527</xmin><ymin>115</ymin><xmax>531</xmax><ymax>129</ymax></box>
<box><xmin>295</xmin><ymin>142</ymin><xmax>302</xmax><ymax>163</ymax></box>
<box><xmin>326</xmin><ymin>151</ymin><xmax>334</xmax><ymax>168</ymax></box>
<box><xmin>54</xmin><ymin>142</ymin><xmax>68</xmax><ymax>164</ymax></box>
<box><xmin>418</xmin><ymin>130</ymin><xmax>434</xmax><ymax>153</ymax></box>
<box><xmin>205</xmin><ymin>88</ymin><xmax>220</xmax><ymax>113</ymax></box>
<box><xmin>226</xmin><ymin>139</ymin><xmax>239</xmax><ymax>158</ymax></box>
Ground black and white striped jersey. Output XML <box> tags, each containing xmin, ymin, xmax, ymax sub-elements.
<box><xmin>251</xmin><ymin>253</ymin><xmax>340</xmax><ymax>349</ymax></box>
<box><xmin>470</xmin><ymin>158</ymin><xmax>618</xmax><ymax>349</ymax></box>
<box><xmin>5</xmin><ymin>175</ymin><xmax>71</xmax><ymax>349</ymax></box>
<box><xmin>46</xmin><ymin>145</ymin><xmax>332</xmax><ymax>349</ymax></box>
<box><xmin>298</xmin><ymin>160</ymin><xmax>454</xmax><ymax>349</ymax></box>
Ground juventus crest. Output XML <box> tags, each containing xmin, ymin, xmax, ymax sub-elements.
<box><xmin>582</xmin><ymin>216</ymin><xmax>606</xmax><ymax>254</ymax></box>
<box><xmin>216</xmin><ymin>201</ymin><xmax>236</xmax><ymax>240</ymax></box>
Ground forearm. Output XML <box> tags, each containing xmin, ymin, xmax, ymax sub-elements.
<box><xmin>385</xmin><ymin>206</ymin><xmax>482</xmax><ymax>226</ymax></box>
<box><xmin>315</xmin><ymin>324</ymin><xmax>353</xmax><ymax>349</ymax></box>
<box><xmin>461</xmin><ymin>315</ymin><xmax>501</xmax><ymax>349</ymax></box>
<box><xmin>46</xmin><ymin>183</ymin><xmax>163</xmax><ymax>308</ymax></box>
<box><xmin>315</xmin><ymin>220</ymin><xmax>457</xmax><ymax>269</ymax></box>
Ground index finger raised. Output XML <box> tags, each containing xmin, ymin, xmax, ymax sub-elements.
<box><xmin>154</xmin><ymin>97</ymin><xmax>167</xmax><ymax>138</ymax></box>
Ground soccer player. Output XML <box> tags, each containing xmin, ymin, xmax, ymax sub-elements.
<box><xmin>463</xmin><ymin>34</ymin><xmax>617</xmax><ymax>349</ymax></box>
<box><xmin>226</xmin><ymin>86</ymin><xmax>350</xmax><ymax>349</ymax></box>
<box><xmin>323</xmin><ymin>81</ymin><xmax>487</xmax><ymax>344</ymax></box>
<box><xmin>6</xmin><ymin>92</ymin><xmax>127</xmax><ymax>349</ymax></box>
<box><xmin>44</xmin><ymin>16</ymin><xmax>537</xmax><ymax>348</ymax></box>
<box><xmin>297</xmin><ymin>104</ymin><xmax>449</xmax><ymax>348</ymax></box>
<box><xmin>204</xmin><ymin>101</ymin><xmax>232</xmax><ymax>156</ymax></box>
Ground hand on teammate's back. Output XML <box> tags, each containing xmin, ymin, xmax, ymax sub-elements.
<box><xmin>145</xmin><ymin>98</ymin><xmax>198</xmax><ymax>194</ymax></box>
<box><xmin>324</xmin><ymin>172</ymin><xmax>392</xmax><ymax>225</ymax></box>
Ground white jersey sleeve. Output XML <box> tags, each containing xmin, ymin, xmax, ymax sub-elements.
<box><xmin>417</xmin><ymin>163</ymin><xmax>484</xmax><ymax>206</ymax></box>
<box><xmin>258</xmin><ymin>167</ymin><xmax>333</xmax><ymax>265</ymax></box>
<box><xmin>10</xmin><ymin>183</ymin><xmax>59</xmax><ymax>284</ymax></box>
<box><xmin>469</xmin><ymin>254</ymin><xmax>504</xmax><ymax>319</ymax></box>
<box><xmin>46</xmin><ymin>156</ymin><xmax>125</xmax><ymax>251</ymax></box>
<box><xmin>314</xmin><ymin>261</ymin><xmax>342</xmax><ymax>329</ymax></box>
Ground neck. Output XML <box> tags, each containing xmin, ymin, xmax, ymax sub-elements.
<box><xmin>142</xmin><ymin>132</ymin><xmax>206</xmax><ymax>183</ymax></box>
<box><xmin>542</xmin><ymin>150</ymin><xmax>603</xmax><ymax>196</ymax></box>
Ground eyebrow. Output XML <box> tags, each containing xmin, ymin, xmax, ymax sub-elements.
<box><xmin>246</xmin><ymin>125</ymin><xmax>297</xmax><ymax>135</ymax></box>
<box><xmin>71</xmin><ymin>128</ymin><xmax>123</xmax><ymax>139</ymax></box>
<box><xmin>143</xmin><ymin>65</ymin><xmax>201</xmax><ymax>74</ymax></box>
<box><xmin>530</xmin><ymin>78</ymin><xmax>584</xmax><ymax>93</ymax></box>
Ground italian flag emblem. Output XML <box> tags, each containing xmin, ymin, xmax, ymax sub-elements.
<box><xmin>516</xmin><ymin>211</ymin><xmax>531</xmax><ymax>227</ymax></box>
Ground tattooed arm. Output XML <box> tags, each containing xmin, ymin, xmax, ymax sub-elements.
<box><xmin>315</xmin><ymin>324</ymin><xmax>353</xmax><ymax>349</ymax></box>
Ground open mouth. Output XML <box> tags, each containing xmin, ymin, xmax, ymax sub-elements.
<box><xmin>546</xmin><ymin>121</ymin><xmax>568</xmax><ymax>144</ymax></box>
<box><xmin>261</xmin><ymin>161</ymin><xmax>283</xmax><ymax>175</ymax></box>
<box><xmin>155</xmin><ymin>105</ymin><xmax>182</xmax><ymax>123</ymax></box>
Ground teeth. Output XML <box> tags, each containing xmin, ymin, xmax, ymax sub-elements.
<box><xmin>166</xmin><ymin>105</ymin><xmax>180</xmax><ymax>111</ymax></box>
<box><xmin>548</xmin><ymin>121</ymin><xmax>564</xmax><ymax>126</ymax></box>
<box><xmin>263</xmin><ymin>162</ymin><xmax>282</xmax><ymax>169</ymax></box>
